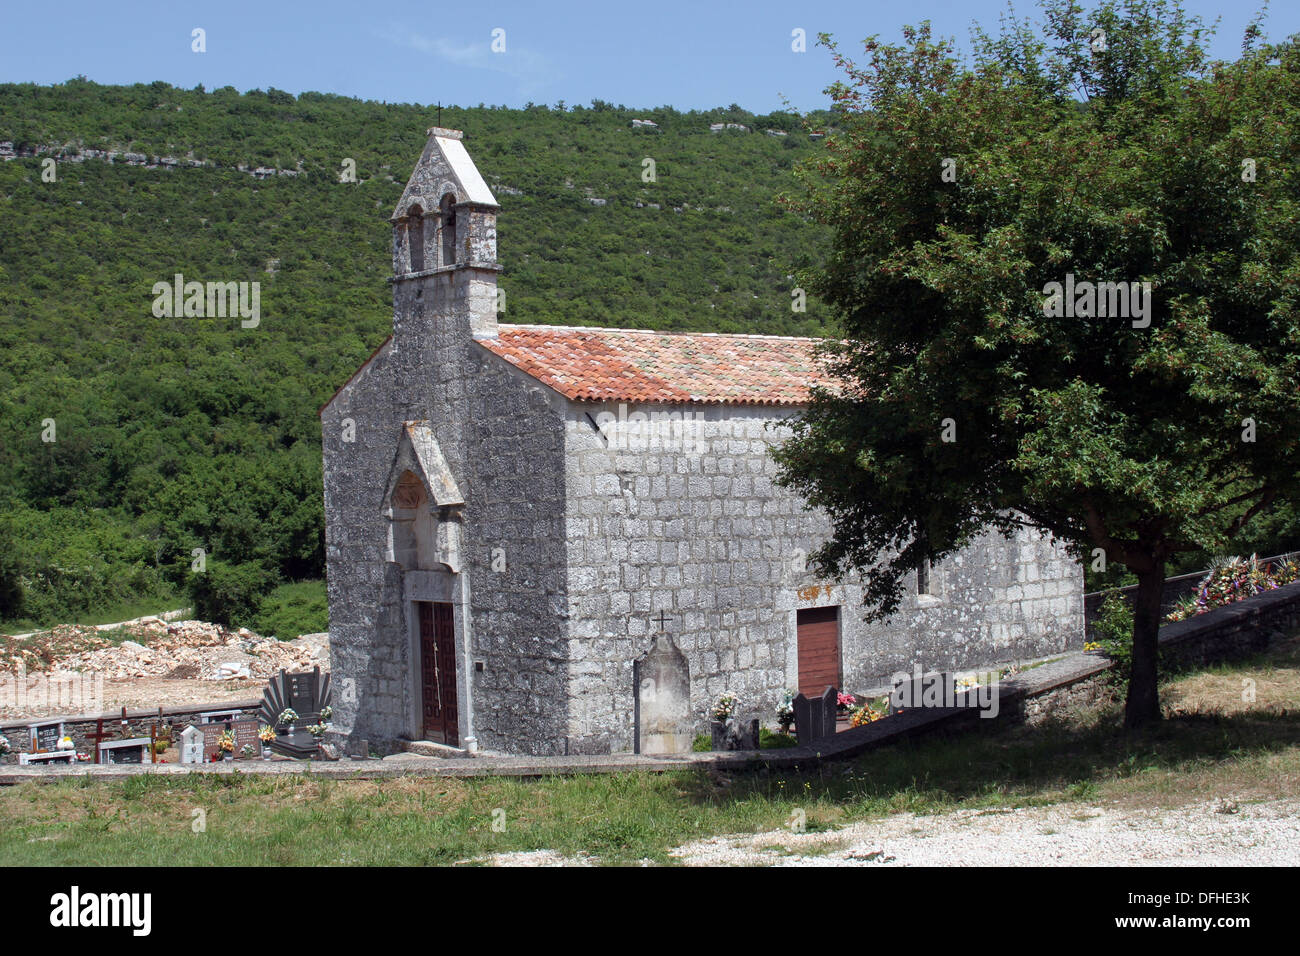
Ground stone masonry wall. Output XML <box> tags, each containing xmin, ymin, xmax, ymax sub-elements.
<box><xmin>462</xmin><ymin>347</ymin><xmax>570</xmax><ymax>755</ymax></box>
<box><xmin>561</xmin><ymin>402</ymin><xmax>1083</xmax><ymax>753</ymax></box>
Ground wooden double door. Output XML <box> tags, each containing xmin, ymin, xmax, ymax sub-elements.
<box><xmin>417</xmin><ymin>601</ymin><xmax>459</xmax><ymax>746</ymax></box>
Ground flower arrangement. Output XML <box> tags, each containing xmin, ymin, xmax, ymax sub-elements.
<box><xmin>308</xmin><ymin>723</ymin><xmax>328</xmax><ymax>739</ymax></box>
<box><xmin>711</xmin><ymin>693</ymin><xmax>739</xmax><ymax>722</ymax></box>
<box><xmin>0</xmin><ymin>734</ymin><xmax>9</xmax><ymax>757</ymax></box>
<box><xmin>775</xmin><ymin>689</ymin><xmax>796</xmax><ymax>730</ymax></box>
<box><xmin>319</xmin><ymin>706</ymin><xmax>333</xmax><ymax>722</ymax></box>
<box><xmin>278</xmin><ymin>708</ymin><xmax>299</xmax><ymax>727</ymax></box>
<box><xmin>836</xmin><ymin>692</ymin><xmax>857</xmax><ymax>712</ymax></box>
<box><xmin>258</xmin><ymin>725</ymin><xmax>276</xmax><ymax>743</ymax></box>
<box><xmin>240</xmin><ymin>744</ymin><xmax>256</xmax><ymax>758</ymax></box>
<box><xmin>217</xmin><ymin>730</ymin><xmax>236</xmax><ymax>754</ymax></box>
<box><xmin>849</xmin><ymin>703</ymin><xmax>886</xmax><ymax>727</ymax></box>
<box><xmin>1166</xmin><ymin>554</ymin><xmax>1300</xmax><ymax>622</ymax></box>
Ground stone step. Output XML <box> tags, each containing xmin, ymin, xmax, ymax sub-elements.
<box><xmin>397</xmin><ymin>739</ymin><xmax>470</xmax><ymax>759</ymax></box>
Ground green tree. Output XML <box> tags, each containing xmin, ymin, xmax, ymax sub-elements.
<box><xmin>0</xmin><ymin>517</ymin><xmax>24</xmax><ymax>618</ymax></box>
<box><xmin>774</xmin><ymin>0</ymin><xmax>1300</xmax><ymax>727</ymax></box>
<box><xmin>187</xmin><ymin>560</ymin><xmax>276</xmax><ymax>628</ymax></box>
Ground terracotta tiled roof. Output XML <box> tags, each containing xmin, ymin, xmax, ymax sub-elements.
<box><xmin>477</xmin><ymin>324</ymin><xmax>834</xmax><ymax>406</ymax></box>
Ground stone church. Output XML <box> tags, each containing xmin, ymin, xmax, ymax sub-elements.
<box><xmin>319</xmin><ymin>127</ymin><xmax>1084</xmax><ymax>756</ymax></box>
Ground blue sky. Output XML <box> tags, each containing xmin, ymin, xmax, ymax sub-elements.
<box><xmin>0</xmin><ymin>1</ymin><xmax>1293</xmax><ymax>112</ymax></box>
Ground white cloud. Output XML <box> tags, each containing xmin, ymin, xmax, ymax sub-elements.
<box><xmin>373</xmin><ymin>25</ymin><xmax>556</xmax><ymax>95</ymax></box>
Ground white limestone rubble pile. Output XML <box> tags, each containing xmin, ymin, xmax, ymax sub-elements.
<box><xmin>32</xmin><ymin>619</ymin><xmax>329</xmax><ymax>681</ymax></box>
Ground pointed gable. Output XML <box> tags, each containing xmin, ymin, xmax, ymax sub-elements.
<box><xmin>382</xmin><ymin>422</ymin><xmax>464</xmax><ymax>508</ymax></box>
<box><xmin>391</xmin><ymin>126</ymin><xmax>498</xmax><ymax>223</ymax></box>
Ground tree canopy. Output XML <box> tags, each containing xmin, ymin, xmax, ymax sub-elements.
<box><xmin>775</xmin><ymin>0</ymin><xmax>1300</xmax><ymax>726</ymax></box>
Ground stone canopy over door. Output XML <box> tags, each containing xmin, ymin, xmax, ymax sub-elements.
<box><xmin>796</xmin><ymin>606</ymin><xmax>841</xmax><ymax>697</ymax></box>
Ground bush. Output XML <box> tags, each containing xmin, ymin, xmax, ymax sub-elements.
<box><xmin>759</xmin><ymin>727</ymin><xmax>797</xmax><ymax>749</ymax></box>
<box><xmin>1090</xmin><ymin>591</ymin><xmax>1134</xmax><ymax>686</ymax></box>
<box><xmin>691</xmin><ymin>734</ymin><xmax>711</xmax><ymax>752</ymax></box>
<box><xmin>187</xmin><ymin>560</ymin><xmax>276</xmax><ymax>628</ymax></box>
<box><xmin>252</xmin><ymin>578</ymin><xmax>328</xmax><ymax>639</ymax></box>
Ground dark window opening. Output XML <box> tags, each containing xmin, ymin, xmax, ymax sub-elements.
<box><xmin>440</xmin><ymin>193</ymin><xmax>457</xmax><ymax>266</ymax></box>
<box><xmin>407</xmin><ymin>205</ymin><xmax>425</xmax><ymax>272</ymax></box>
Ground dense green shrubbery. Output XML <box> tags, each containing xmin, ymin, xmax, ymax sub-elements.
<box><xmin>0</xmin><ymin>81</ymin><xmax>838</xmax><ymax>629</ymax></box>
<box><xmin>186</xmin><ymin>560</ymin><xmax>276</xmax><ymax>628</ymax></box>
<box><xmin>1088</xmin><ymin>591</ymin><xmax>1135</xmax><ymax>688</ymax></box>
<box><xmin>252</xmin><ymin>579</ymin><xmax>329</xmax><ymax>639</ymax></box>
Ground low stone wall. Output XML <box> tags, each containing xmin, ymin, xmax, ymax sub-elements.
<box><xmin>0</xmin><ymin>700</ymin><xmax>262</xmax><ymax>759</ymax></box>
<box><xmin>1010</xmin><ymin>579</ymin><xmax>1300</xmax><ymax>726</ymax></box>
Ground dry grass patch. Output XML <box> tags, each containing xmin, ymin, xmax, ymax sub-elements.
<box><xmin>1164</xmin><ymin>633</ymin><xmax>1300</xmax><ymax>718</ymax></box>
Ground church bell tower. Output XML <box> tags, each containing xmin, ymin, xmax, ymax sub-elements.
<box><xmin>389</xmin><ymin>127</ymin><xmax>501</xmax><ymax>350</ymax></box>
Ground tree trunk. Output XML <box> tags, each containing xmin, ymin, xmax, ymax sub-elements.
<box><xmin>1124</xmin><ymin>562</ymin><xmax>1166</xmax><ymax>728</ymax></box>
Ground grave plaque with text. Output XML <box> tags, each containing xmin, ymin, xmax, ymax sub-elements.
<box><xmin>29</xmin><ymin>721</ymin><xmax>62</xmax><ymax>753</ymax></box>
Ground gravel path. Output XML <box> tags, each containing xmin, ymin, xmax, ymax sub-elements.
<box><xmin>669</xmin><ymin>797</ymin><xmax>1300</xmax><ymax>866</ymax></box>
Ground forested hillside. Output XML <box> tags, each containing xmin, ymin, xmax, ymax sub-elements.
<box><xmin>0</xmin><ymin>79</ymin><xmax>837</xmax><ymax>630</ymax></box>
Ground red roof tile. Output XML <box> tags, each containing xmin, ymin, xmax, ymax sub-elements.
<box><xmin>477</xmin><ymin>324</ymin><xmax>834</xmax><ymax>406</ymax></box>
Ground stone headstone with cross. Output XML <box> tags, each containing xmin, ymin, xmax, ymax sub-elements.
<box><xmin>634</xmin><ymin>632</ymin><xmax>691</xmax><ymax>755</ymax></box>
<box><xmin>180</xmin><ymin>725</ymin><xmax>204</xmax><ymax>764</ymax></box>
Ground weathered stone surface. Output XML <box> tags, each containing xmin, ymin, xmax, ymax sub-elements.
<box><xmin>633</xmin><ymin>634</ymin><xmax>691</xmax><ymax>755</ymax></box>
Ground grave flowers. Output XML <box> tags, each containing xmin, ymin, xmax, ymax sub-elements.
<box><xmin>775</xmin><ymin>690</ymin><xmax>796</xmax><ymax>735</ymax></box>
<box><xmin>711</xmin><ymin>693</ymin><xmax>739</xmax><ymax>722</ymax></box>
<box><xmin>849</xmin><ymin>702</ymin><xmax>885</xmax><ymax>727</ymax></box>
<box><xmin>240</xmin><ymin>744</ymin><xmax>256</xmax><ymax>759</ymax></box>
<box><xmin>0</xmin><ymin>734</ymin><xmax>9</xmax><ymax>761</ymax></box>
<box><xmin>709</xmin><ymin>692</ymin><xmax>741</xmax><ymax>750</ymax></box>
<box><xmin>258</xmin><ymin>724</ymin><xmax>275</xmax><ymax>759</ymax></box>
<box><xmin>278</xmin><ymin>708</ymin><xmax>299</xmax><ymax>734</ymax></box>
<box><xmin>217</xmin><ymin>729</ymin><xmax>236</xmax><ymax>761</ymax></box>
<box><xmin>836</xmin><ymin>692</ymin><xmax>857</xmax><ymax>714</ymax></box>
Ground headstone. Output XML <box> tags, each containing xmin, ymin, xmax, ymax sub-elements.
<box><xmin>724</xmin><ymin>718</ymin><xmax>760</xmax><ymax>751</ymax></box>
<box><xmin>98</xmin><ymin>738</ymin><xmax>150</xmax><ymax>765</ymax></box>
<box><xmin>633</xmin><ymin>633</ymin><xmax>692</xmax><ymax>755</ymax></box>
<box><xmin>28</xmin><ymin>721</ymin><xmax>62</xmax><ymax>753</ymax></box>
<box><xmin>793</xmin><ymin>686</ymin><xmax>838</xmax><ymax>745</ymax></box>
<box><xmin>259</xmin><ymin>667</ymin><xmax>331</xmax><ymax>729</ymax></box>
<box><xmin>179</xmin><ymin>725</ymin><xmax>204</xmax><ymax>764</ymax></box>
<box><xmin>229</xmin><ymin>719</ymin><xmax>261</xmax><ymax>755</ymax></box>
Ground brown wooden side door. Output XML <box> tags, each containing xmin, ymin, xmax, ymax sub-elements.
<box><xmin>418</xmin><ymin>601</ymin><xmax>459</xmax><ymax>745</ymax></box>
<box><xmin>796</xmin><ymin>606</ymin><xmax>841</xmax><ymax>697</ymax></box>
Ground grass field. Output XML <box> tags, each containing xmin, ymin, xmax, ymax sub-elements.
<box><xmin>2</xmin><ymin>637</ymin><xmax>1297</xmax><ymax>866</ymax></box>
